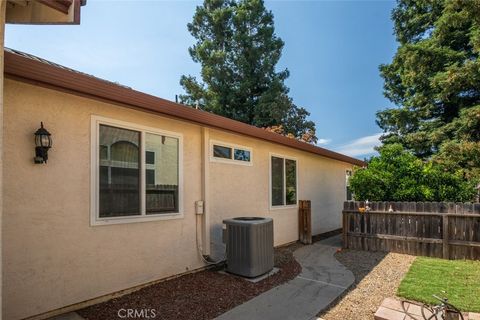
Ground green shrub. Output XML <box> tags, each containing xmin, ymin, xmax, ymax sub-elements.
<box><xmin>350</xmin><ymin>144</ymin><xmax>477</xmax><ymax>202</ymax></box>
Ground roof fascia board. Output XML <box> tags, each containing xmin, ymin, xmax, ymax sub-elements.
<box><xmin>4</xmin><ymin>50</ymin><xmax>366</xmax><ymax>167</ymax></box>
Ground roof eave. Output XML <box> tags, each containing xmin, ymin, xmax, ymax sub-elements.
<box><xmin>4</xmin><ymin>50</ymin><xmax>366</xmax><ymax>167</ymax></box>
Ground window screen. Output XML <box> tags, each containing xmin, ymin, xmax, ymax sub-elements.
<box><xmin>271</xmin><ymin>156</ymin><xmax>285</xmax><ymax>206</ymax></box>
<box><xmin>145</xmin><ymin>133</ymin><xmax>179</xmax><ymax>214</ymax></box>
<box><xmin>285</xmin><ymin>159</ymin><xmax>297</xmax><ymax>205</ymax></box>
<box><xmin>271</xmin><ymin>156</ymin><xmax>297</xmax><ymax>207</ymax></box>
<box><xmin>99</xmin><ymin>125</ymin><xmax>140</xmax><ymax>218</ymax></box>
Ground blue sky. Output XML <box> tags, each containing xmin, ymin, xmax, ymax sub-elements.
<box><xmin>6</xmin><ymin>0</ymin><xmax>398</xmax><ymax>158</ymax></box>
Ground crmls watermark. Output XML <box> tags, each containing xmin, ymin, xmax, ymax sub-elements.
<box><xmin>117</xmin><ymin>308</ymin><xmax>157</xmax><ymax>319</ymax></box>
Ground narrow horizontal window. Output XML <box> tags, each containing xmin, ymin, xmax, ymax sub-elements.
<box><xmin>211</xmin><ymin>140</ymin><xmax>252</xmax><ymax>165</ymax></box>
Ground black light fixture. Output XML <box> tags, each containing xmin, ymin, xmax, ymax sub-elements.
<box><xmin>34</xmin><ymin>122</ymin><xmax>52</xmax><ymax>164</ymax></box>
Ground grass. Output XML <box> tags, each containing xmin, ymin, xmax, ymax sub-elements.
<box><xmin>397</xmin><ymin>257</ymin><xmax>480</xmax><ymax>312</ymax></box>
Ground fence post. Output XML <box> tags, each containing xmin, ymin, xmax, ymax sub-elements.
<box><xmin>442</xmin><ymin>214</ymin><xmax>449</xmax><ymax>259</ymax></box>
<box><xmin>298</xmin><ymin>200</ymin><xmax>312</xmax><ymax>244</ymax></box>
<box><xmin>342</xmin><ymin>211</ymin><xmax>348</xmax><ymax>249</ymax></box>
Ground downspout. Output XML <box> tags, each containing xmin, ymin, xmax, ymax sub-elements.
<box><xmin>200</xmin><ymin>127</ymin><xmax>211</xmax><ymax>256</ymax></box>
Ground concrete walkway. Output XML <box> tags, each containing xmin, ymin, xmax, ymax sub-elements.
<box><xmin>48</xmin><ymin>312</ymin><xmax>85</xmax><ymax>320</ymax></box>
<box><xmin>216</xmin><ymin>235</ymin><xmax>355</xmax><ymax>320</ymax></box>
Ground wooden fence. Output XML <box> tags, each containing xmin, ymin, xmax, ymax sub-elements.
<box><xmin>342</xmin><ymin>201</ymin><xmax>480</xmax><ymax>260</ymax></box>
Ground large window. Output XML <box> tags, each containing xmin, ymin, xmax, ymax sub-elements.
<box><xmin>210</xmin><ymin>140</ymin><xmax>252</xmax><ymax>165</ymax></box>
<box><xmin>270</xmin><ymin>155</ymin><xmax>297</xmax><ymax>208</ymax></box>
<box><xmin>92</xmin><ymin>116</ymin><xmax>183</xmax><ymax>225</ymax></box>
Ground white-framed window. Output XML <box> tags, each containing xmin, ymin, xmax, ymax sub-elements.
<box><xmin>91</xmin><ymin>116</ymin><xmax>183</xmax><ymax>225</ymax></box>
<box><xmin>210</xmin><ymin>140</ymin><xmax>252</xmax><ymax>166</ymax></box>
<box><xmin>346</xmin><ymin>170</ymin><xmax>353</xmax><ymax>201</ymax></box>
<box><xmin>270</xmin><ymin>154</ymin><xmax>298</xmax><ymax>209</ymax></box>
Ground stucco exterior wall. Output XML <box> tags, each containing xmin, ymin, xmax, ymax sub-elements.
<box><xmin>3</xmin><ymin>79</ymin><xmax>352</xmax><ymax>319</ymax></box>
<box><xmin>3</xmin><ymin>80</ymin><xmax>205</xmax><ymax>320</ymax></box>
<box><xmin>0</xmin><ymin>3</ymin><xmax>6</xmax><ymax>318</ymax></box>
<box><xmin>207</xmin><ymin>130</ymin><xmax>352</xmax><ymax>259</ymax></box>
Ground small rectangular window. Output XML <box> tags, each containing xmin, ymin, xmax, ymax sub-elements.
<box><xmin>146</xmin><ymin>151</ymin><xmax>155</xmax><ymax>165</ymax></box>
<box><xmin>213</xmin><ymin>145</ymin><xmax>232</xmax><ymax>159</ymax></box>
<box><xmin>234</xmin><ymin>149</ymin><xmax>251</xmax><ymax>162</ymax></box>
<box><xmin>271</xmin><ymin>155</ymin><xmax>297</xmax><ymax>208</ymax></box>
<box><xmin>211</xmin><ymin>141</ymin><xmax>252</xmax><ymax>165</ymax></box>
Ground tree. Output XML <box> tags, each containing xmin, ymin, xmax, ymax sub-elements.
<box><xmin>349</xmin><ymin>144</ymin><xmax>476</xmax><ymax>202</ymax></box>
<box><xmin>180</xmin><ymin>0</ymin><xmax>317</xmax><ymax>143</ymax></box>
<box><xmin>377</xmin><ymin>0</ymin><xmax>480</xmax><ymax>180</ymax></box>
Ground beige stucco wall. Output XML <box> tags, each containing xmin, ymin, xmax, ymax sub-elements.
<box><xmin>0</xmin><ymin>2</ymin><xmax>6</xmax><ymax>319</ymax></box>
<box><xmin>3</xmin><ymin>79</ymin><xmax>205</xmax><ymax>320</ymax></box>
<box><xmin>3</xmin><ymin>78</ymin><xmax>353</xmax><ymax>319</ymax></box>
<box><xmin>207</xmin><ymin>130</ymin><xmax>352</xmax><ymax>258</ymax></box>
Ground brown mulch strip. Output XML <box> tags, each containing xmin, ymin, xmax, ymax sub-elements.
<box><xmin>318</xmin><ymin>249</ymin><xmax>416</xmax><ymax>320</ymax></box>
<box><xmin>78</xmin><ymin>244</ymin><xmax>301</xmax><ymax>320</ymax></box>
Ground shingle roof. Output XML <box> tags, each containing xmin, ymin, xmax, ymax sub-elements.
<box><xmin>4</xmin><ymin>48</ymin><xmax>366</xmax><ymax>167</ymax></box>
<box><xmin>5</xmin><ymin>48</ymin><xmax>132</xmax><ymax>89</ymax></box>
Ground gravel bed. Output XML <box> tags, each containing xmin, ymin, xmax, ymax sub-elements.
<box><xmin>78</xmin><ymin>244</ymin><xmax>301</xmax><ymax>320</ymax></box>
<box><xmin>319</xmin><ymin>249</ymin><xmax>416</xmax><ymax>320</ymax></box>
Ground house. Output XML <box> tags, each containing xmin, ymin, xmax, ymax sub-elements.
<box><xmin>2</xmin><ymin>48</ymin><xmax>364</xmax><ymax>319</ymax></box>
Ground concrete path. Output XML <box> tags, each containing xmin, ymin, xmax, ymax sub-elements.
<box><xmin>48</xmin><ymin>312</ymin><xmax>85</xmax><ymax>320</ymax></box>
<box><xmin>216</xmin><ymin>235</ymin><xmax>355</xmax><ymax>320</ymax></box>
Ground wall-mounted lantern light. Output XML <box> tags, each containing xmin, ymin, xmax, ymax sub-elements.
<box><xmin>34</xmin><ymin>122</ymin><xmax>52</xmax><ymax>164</ymax></box>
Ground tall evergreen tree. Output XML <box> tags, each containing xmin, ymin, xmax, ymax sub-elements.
<box><xmin>180</xmin><ymin>0</ymin><xmax>317</xmax><ymax>143</ymax></box>
<box><xmin>377</xmin><ymin>0</ymin><xmax>480</xmax><ymax>179</ymax></box>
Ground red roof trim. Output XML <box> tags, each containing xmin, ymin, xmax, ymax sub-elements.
<box><xmin>4</xmin><ymin>49</ymin><xmax>366</xmax><ymax>166</ymax></box>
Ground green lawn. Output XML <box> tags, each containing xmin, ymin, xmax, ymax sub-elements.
<box><xmin>397</xmin><ymin>257</ymin><xmax>480</xmax><ymax>312</ymax></box>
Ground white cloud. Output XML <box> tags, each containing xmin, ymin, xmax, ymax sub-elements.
<box><xmin>334</xmin><ymin>133</ymin><xmax>382</xmax><ymax>157</ymax></box>
<box><xmin>316</xmin><ymin>138</ymin><xmax>331</xmax><ymax>145</ymax></box>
